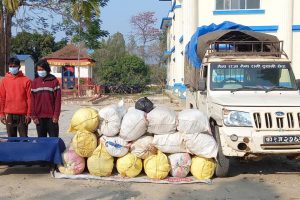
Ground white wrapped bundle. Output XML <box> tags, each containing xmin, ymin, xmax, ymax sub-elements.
<box><xmin>147</xmin><ymin>106</ymin><xmax>177</xmax><ymax>135</ymax></box>
<box><xmin>153</xmin><ymin>132</ymin><xmax>187</xmax><ymax>153</ymax></box>
<box><xmin>130</xmin><ymin>136</ymin><xmax>157</xmax><ymax>159</ymax></box>
<box><xmin>177</xmin><ymin>109</ymin><xmax>210</xmax><ymax>134</ymax></box>
<box><xmin>100</xmin><ymin>136</ymin><xmax>129</xmax><ymax>157</ymax></box>
<box><xmin>185</xmin><ymin>133</ymin><xmax>218</xmax><ymax>158</ymax></box>
<box><xmin>120</xmin><ymin>108</ymin><xmax>147</xmax><ymax>141</ymax></box>
<box><xmin>98</xmin><ymin>105</ymin><xmax>122</xmax><ymax>137</ymax></box>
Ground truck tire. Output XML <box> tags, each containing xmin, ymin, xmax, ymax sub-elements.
<box><xmin>213</xmin><ymin>125</ymin><xmax>230</xmax><ymax>177</ymax></box>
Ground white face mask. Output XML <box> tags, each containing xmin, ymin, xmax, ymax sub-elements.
<box><xmin>9</xmin><ymin>67</ymin><xmax>19</xmax><ymax>75</ymax></box>
<box><xmin>38</xmin><ymin>70</ymin><xmax>47</xmax><ymax>78</ymax></box>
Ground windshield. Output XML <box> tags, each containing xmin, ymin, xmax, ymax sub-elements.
<box><xmin>210</xmin><ymin>63</ymin><xmax>297</xmax><ymax>91</ymax></box>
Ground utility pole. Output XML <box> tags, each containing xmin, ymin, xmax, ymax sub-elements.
<box><xmin>77</xmin><ymin>0</ymin><xmax>83</xmax><ymax>97</ymax></box>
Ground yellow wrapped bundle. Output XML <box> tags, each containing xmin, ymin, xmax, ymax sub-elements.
<box><xmin>72</xmin><ymin>131</ymin><xmax>97</xmax><ymax>157</ymax></box>
<box><xmin>191</xmin><ymin>156</ymin><xmax>216</xmax><ymax>180</ymax></box>
<box><xmin>144</xmin><ymin>151</ymin><xmax>170</xmax><ymax>180</ymax></box>
<box><xmin>117</xmin><ymin>153</ymin><xmax>142</xmax><ymax>178</ymax></box>
<box><xmin>87</xmin><ymin>143</ymin><xmax>114</xmax><ymax>177</ymax></box>
<box><xmin>68</xmin><ymin>107</ymin><xmax>100</xmax><ymax>133</ymax></box>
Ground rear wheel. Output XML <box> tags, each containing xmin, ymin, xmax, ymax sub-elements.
<box><xmin>212</xmin><ymin>125</ymin><xmax>230</xmax><ymax>177</ymax></box>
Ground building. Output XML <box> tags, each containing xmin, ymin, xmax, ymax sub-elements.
<box><xmin>15</xmin><ymin>54</ymin><xmax>35</xmax><ymax>80</ymax></box>
<box><xmin>159</xmin><ymin>0</ymin><xmax>300</xmax><ymax>98</ymax></box>
<box><xmin>43</xmin><ymin>44</ymin><xmax>95</xmax><ymax>90</ymax></box>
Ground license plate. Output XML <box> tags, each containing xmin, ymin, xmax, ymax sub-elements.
<box><xmin>264</xmin><ymin>135</ymin><xmax>300</xmax><ymax>144</ymax></box>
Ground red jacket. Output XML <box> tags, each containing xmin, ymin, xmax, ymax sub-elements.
<box><xmin>0</xmin><ymin>71</ymin><xmax>32</xmax><ymax>117</ymax></box>
<box><xmin>31</xmin><ymin>74</ymin><xmax>61</xmax><ymax>120</ymax></box>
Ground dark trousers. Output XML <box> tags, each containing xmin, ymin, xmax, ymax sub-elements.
<box><xmin>6</xmin><ymin>114</ymin><xmax>28</xmax><ymax>137</ymax></box>
<box><xmin>36</xmin><ymin>118</ymin><xmax>59</xmax><ymax>137</ymax></box>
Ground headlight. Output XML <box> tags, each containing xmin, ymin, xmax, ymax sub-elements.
<box><xmin>223</xmin><ymin>110</ymin><xmax>252</xmax><ymax>127</ymax></box>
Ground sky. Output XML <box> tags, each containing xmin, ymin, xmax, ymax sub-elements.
<box><xmin>101</xmin><ymin>0</ymin><xmax>171</xmax><ymax>39</ymax></box>
<box><xmin>12</xmin><ymin>0</ymin><xmax>171</xmax><ymax>42</ymax></box>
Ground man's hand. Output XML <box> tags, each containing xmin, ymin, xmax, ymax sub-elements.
<box><xmin>33</xmin><ymin>118</ymin><xmax>39</xmax><ymax>125</ymax></box>
<box><xmin>25</xmin><ymin>116</ymin><xmax>31</xmax><ymax>125</ymax></box>
<box><xmin>0</xmin><ymin>116</ymin><xmax>6</xmax><ymax>125</ymax></box>
<box><xmin>53</xmin><ymin>118</ymin><xmax>58</xmax><ymax>123</ymax></box>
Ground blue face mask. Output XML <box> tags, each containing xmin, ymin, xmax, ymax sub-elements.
<box><xmin>38</xmin><ymin>70</ymin><xmax>47</xmax><ymax>78</ymax></box>
<box><xmin>9</xmin><ymin>67</ymin><xmax>19</xmax><ymax>75</ymax></box>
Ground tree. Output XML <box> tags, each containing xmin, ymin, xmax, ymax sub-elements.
<box><xmin>0</xmin><ymin>0</ymin><xmax>109</xmax><ymax>75</ymax></box>
<box><xmin>149</xmin><ymin>64</ymin><xmax>167</xmax><ymax>89</ymax></box>
<box><xmin>126</xmin><ymin>34</ymin><xmax>137</xmax><ymax>55</ymax></box>
<box><xmin>0</xmin><ymin>0</ymin><xmax>19</xmax><ymax>75</ymax></box>
<box><xmin>98</xmin><ymin>54</ymin><xmax>150</xmax><ymax>88</ymax></box>
<box><xmin>11</xmin><ymin>31</ymin><xmax>67</xmax><ymax>62</ymax></box>
<box><xmin>65</xmin><ymin>0</ymin><xmax>109</xmax><ymax>49</ymax></box>
<box><xmin>107</xmin><ymin>32</ymin><xmax>126</xmax><ymax>59</ymax></box>
<box><xmin>130</xmin><ymin>11</ymin><xmax>160</xmax><ymax>60</ymax></box>
<box><xmin>92</xmin><ymin>32</ymin><xmax>126</xmax><ymax>83</ymax></box>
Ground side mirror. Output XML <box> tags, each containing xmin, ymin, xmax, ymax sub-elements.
<box><xmin>297</xmin><ymin>79</ymin><xmax>300</xmax><ymax>89</ymax></box>
<box><xmin>199</xmin><ymin>79</ymin><xmax>206</xmax><ymax>91</ymax></box>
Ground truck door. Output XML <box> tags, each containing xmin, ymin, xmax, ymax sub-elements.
<box><xmin>197</xmin><ymin>65</ymin><xmax>208</xmax><ymax>114</ymax></box>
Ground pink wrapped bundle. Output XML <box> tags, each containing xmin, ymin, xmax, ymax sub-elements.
<box><xmin>58</xmin><ymin>149</ymin><xmax>86</xmax><ymax>175</ymax></box>
<box><xmin>168</xmin><ymin>153</ymin><xmax>192</xmax><ymax>178</ymax></box>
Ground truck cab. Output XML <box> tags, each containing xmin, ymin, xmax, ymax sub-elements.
<box><xmin>185</xmin><ymin>30</ymin><xmax>300</xmax><ymax>177</ymax></box>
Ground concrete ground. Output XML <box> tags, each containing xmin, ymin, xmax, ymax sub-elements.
<box><xmin>0</xmin><ymin>94</ymin><xmax>300</xmax><ymax>200</ymax></box>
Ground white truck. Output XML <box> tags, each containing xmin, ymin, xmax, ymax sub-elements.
<box><xmin>185</xmin><ymin>30</ymin><xmax>300</xmax><ymax>177</ymax></box>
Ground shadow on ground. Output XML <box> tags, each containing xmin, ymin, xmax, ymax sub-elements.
<box><xmin>228</xmin><ymin>156</ymin><xmax>300</xmax><ymax>177</ymax></box>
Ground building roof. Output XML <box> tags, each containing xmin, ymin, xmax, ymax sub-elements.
<box><xmin>16</xmin><ymin>54</ymin><xmax>33</xmax><ymax>61</ymax></box>
<box><xmin>43</xmin><ymin>43</ymin><xmax>94</xmax><ymax>61</ymax></box>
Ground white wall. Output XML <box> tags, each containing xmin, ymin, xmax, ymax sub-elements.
<box><xmin>163</xmin><ymin>0</ymin><xmax>300</xmax><ymax>91</ymax></box>
<box><xmin>20</xmin><ymin>58</ymin><xmax>35</xmax><ymax>80</ymax></box>
<box><xmin>25</xmin><ymin>58</ymin><xmax>35</xmax><ymax>80</ymax></box>
<box><xmin>75</xmin><ymin>66</ymin><xmax>89</xmax><ymax>78</ymax></box>
<box><xmin>292</xmin><ymin>0</ymin><xmax>300</xmax><ymax>78</ymax></box>
<box><xmin>50</xmin><ymin>66</ymin><xmax>91</xmax><ymax>78</ymax></box>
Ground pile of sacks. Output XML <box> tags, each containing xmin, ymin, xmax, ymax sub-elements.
<box><xmin>58</xmin><ymin>97</ymin><xmax>218</xmax><ymax>180</ymax></box>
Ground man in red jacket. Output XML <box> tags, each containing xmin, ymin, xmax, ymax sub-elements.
<box><xmin>0</xmin><ymin>57</ymin><xmax>32</xmax><ymax>137</ymax></box>
<box><xmin>31</xmin><ymin>59</ymin><xmax>61</xmax><ymax>137</ymax></box>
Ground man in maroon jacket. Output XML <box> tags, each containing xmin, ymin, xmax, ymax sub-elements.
<box><xmin>31</xmin><ymin>59</ymin><xmax>61</xmax><ymax>137</ymax></box>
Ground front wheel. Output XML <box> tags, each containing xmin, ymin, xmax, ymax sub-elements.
<box><xmin>213</xmin><ymin>125</ymin><xmax>230</xmax><ymax>177</ymax></box>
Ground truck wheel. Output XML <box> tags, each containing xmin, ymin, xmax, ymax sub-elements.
<box><xmin>213</xmin><ymin>125</ymin><xmax>230</xmax><ymax>177</ymax></box>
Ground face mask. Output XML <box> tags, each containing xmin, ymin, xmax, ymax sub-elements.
<box><xmin>9</xmin><ymin>67</ymin><xmax>19</xmax><ymax>75</ymax></box>
<box><xmin>38</xmin><ymin>70</ymin><xmax>47</xmax><ymax>78</ymax></box>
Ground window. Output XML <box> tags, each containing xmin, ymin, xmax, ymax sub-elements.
<box><xmin>210</xmin><ymin>63</ymin><xmax>297</xmax><ymax>91</ymax></box>
<box><xmin>216</xmin><ymin>0</ymin><xmax>260</xmax><ymax>10</ymax></box>
<box><xmin>52</xmin><ymin>66</ymin><xmax>62</xmax><ymax>73</ymax></box>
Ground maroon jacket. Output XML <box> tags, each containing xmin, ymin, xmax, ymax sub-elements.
<box><xmin>31</xmin><ymin>74</ymin><xmax>61</xmax><ymax>120</ymax></box>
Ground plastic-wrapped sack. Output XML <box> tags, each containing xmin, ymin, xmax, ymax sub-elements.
<box><xmin>191</xmin><ymin>156</ymin><xmax>216</xmax><ymax>179</ymax></box>
<box><xmin>72</xmin><ymin>131</ymin><xmax>97</xmax><ymax>158</ymax></box>
<box><xmin>177</xmin><ymin>109</ymin><xmax>210</xmax><ymax>134</ymax></box>
<box><xmin>147</xmin><ymin>107</ymin><xmax>177</xmax><ymax>135</ymax></box>
<box><xmin>116</xmin><ymin>100</ymin><xmax>127</xmax><ymax>118</ymax></box>
<box><xmin>119</xmin><ymin>108</ymin><xmax>147</xmax><ymax>141</ymax></box>
<box><xmin>135</xmin><ymin>97</ymin><xmax>154</xmax><ymax>113</ymax></box>
<box><xmin>130</xmin><ymin>136</ymin><xmax>157</xmax><ymax>159</ymax></box>
<box><xmin>168</xmin><ymin>153</ymin><xmax>192</xmax><ymax>178</ymax></box>
<box><xmin>116</xmin><ymin>153</ymin><xmax>143</xmax><ymax>178</ymax></box>
<box><xmin>185</xmin><ymin>133</ymin><xmax>218</xmax><ymax>158</ymax></box>
<box><xmin>101</xmin><ymin>136</ymin><xmax>129</xmax><ymax>157</ymax></box>
<box><xmin>144</xmin><ymin>151</ymin><xmax>170</xmax><ymax>180</ymax></box>
<box><xmin>87</xmin><ymin>143</ymin><xmax>114</xmax><ymax>177</ymax></box>
<box><xmin>68</xmin><ymin>107</ymin><xmax>100</xmax><ymax>133</ymax></box>
<box><xmin>153</xmin><ymin>132</ymin><xmax>187</xmax><ymax>153</ymax></box>
<box><xmin>98</xmin><ymin>105</ymin><xmax>122</xmax><ymax>137</ymax></box>
<box><xmin>58</xmin><ymin>149</ymin><xmax>85</xmax><ymax>175</ymax></box>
